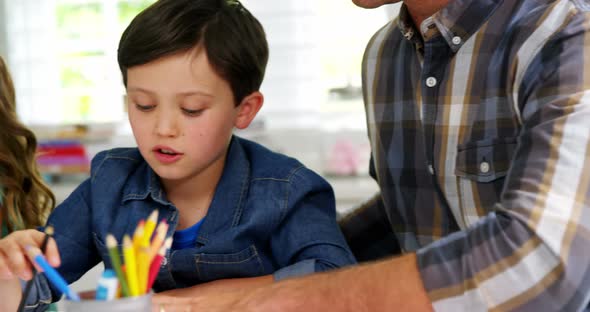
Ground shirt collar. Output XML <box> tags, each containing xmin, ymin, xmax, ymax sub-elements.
<box><xmin>121</xmin><ymin>136</ymin><xmax>250</xmax><ymax>245</ymax></box>
<box><xmin>398</xmin><ymin>0</ymin><xmax>503</xmax><ymax>52</ymax></box>
<box><xmin>398</xmin><ymin>5</ymin><xmax>420</xmax><ymax>44</ymax></box>
<box><xmin>120</xmin><ymin>156</ymin><xmax>172</xmax><ymax>206</ymax></box>
<box><xmin>195</xmin><ymin>136</ymin><xmax>250</xmax><ymax>245</ymax></box>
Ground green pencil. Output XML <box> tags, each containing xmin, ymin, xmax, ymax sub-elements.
<box><xmin>106</xmin><ymin>234</ymin><xmax>130</xmax><ymax>297</ymax></box>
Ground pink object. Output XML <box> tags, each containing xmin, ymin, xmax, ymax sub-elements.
<box><xmin>326</xmin><ymin>140</ymin><xmax>360</xmax><ymax>176</ymax></box>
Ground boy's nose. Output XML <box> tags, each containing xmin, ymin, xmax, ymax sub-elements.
<box><xmin>154</xmin><ymin>113</ymin><xmax>179</xmax><ymax>137</ymax></box>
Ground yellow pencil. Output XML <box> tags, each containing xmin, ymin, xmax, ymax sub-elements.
<box><xmin>132</xmin><ymin>220</ymin><xmax>145</xmax><ymax>253</ymax></box>
<box><xmin>142</xmin><ymin>210</ymin><xmax>159</xmax><ymax>245</ymax></box>
<box><xmin>137</xmin><ymin>242</ymin><xmax>151</xmax><ymax>294</ymax></box>
<box><xmin>123</xmin><ymin>235</ymin><xmax>139</xmax><ymax>296</ymax></box>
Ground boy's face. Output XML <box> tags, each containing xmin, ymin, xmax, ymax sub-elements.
<box><xmin>126</xmin><ymin>49</ymin><xmax>241</xmax><ymax>187</ymax></box>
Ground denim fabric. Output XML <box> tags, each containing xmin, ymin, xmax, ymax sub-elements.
<box><xmin>23</xmin><ymin>136</ymin><xmax>355</xmax><ymax>311</ymax></box>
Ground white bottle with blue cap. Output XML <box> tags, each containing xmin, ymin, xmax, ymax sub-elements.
<box><xmin>95</xmin><ymin>269</ymin><xmax>119</xmax><ymax>301</ymax></box>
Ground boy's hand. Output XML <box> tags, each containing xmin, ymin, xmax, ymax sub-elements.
<box><xmin>0</xmin><ymin>229</ymin><xmax>61</xmax><ymax>280</ymax></box>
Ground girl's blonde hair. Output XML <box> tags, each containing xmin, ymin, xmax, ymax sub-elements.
<box><xmin>0</xmin><ymin>56</ymin><xmax>55</xmax><ymax>233</ymax></box>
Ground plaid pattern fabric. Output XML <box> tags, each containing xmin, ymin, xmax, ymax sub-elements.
<box><xmin>357</xmin><ymin>0</ymin><xmax>590</xmax><ymax>310</ymax></box>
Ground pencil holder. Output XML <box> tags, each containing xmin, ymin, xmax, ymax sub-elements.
<box><xmin>64</xmin><ymin>292</ymin><xmax>152</xmax><ymax>312</ymax></box>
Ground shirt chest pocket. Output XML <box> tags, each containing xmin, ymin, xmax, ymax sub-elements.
<box><xmin>195</xmin><ymin>245</ymin><xmax>265</xmax><ymax>283</ymax></box>
<box><xmin>454</xmin><ymin>137</ymin><xmax>518</xmax><ymax>214</ymax></box>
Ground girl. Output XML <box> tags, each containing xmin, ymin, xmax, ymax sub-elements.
<box><xmin>0</xmin><ymin>56</ymin><xmax>55</xmax><ymax>237</ymax></box>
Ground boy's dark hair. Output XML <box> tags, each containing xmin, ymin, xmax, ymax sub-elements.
<box><xmin>118</xmin><ymin>0</ymin><xmax>268</xmax><ymax>105</ymax></box>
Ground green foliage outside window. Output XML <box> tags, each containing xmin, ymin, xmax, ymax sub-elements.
<box><xmin>119</xmin><ymin>1</ymin><xmax>155</xmax><ymax>25</ymax></box>
<box><xmin>55</xmin><ymin>0</ymin><xmax>155</xmax><ymax>123</ymax></box>
<box><xmin>56</xmin><ymin>3</ymin><xmax>103</xmax><ymax>40</ymax></box>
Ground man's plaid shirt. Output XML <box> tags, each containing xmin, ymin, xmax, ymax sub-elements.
<box><xmin>347</xmin><ymin>0</ymin><xmax>590</xmax><ymax>310</ymax></box>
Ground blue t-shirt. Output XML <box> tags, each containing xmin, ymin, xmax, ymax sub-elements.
<box><xmin>172</xmin><ymin>218</ymin><xmax>205</xmax><ymax>250</ymax></box>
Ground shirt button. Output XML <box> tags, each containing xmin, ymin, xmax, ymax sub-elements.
<box><xmin>426</xmin><ymin>77</ymin><xmax>437</xmax><ymax>87</ymax></box>
<box><xmin>452</xmin><ymin>36</ymin><xmax>462</xmax><ymax>45</ymax></box>
<box><xmin>428</xmin><ymin>164</ymin><xmax>435</xmax><ymax>175</ymax></box>
<box><xmin>480</xmin><ymin>161</ymin><xmax>490</xmax><ymax>173</ymax></box>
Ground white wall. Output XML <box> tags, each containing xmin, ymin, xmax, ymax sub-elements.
<box><xmin>0</xmin><ymin>0</ymin><xmax>7</xmax><ymax>57</ymax></box>
<box><xmin>243</xmin><ymin>1</ymin><xmax>323</xmax><ymax>129</ymax></box>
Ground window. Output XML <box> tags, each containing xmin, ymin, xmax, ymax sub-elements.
<box><xmin>316</xmin><ymin>0</ymin><xmax>396</xmax><ymax>131</ymax></box>
<box><xmin>2</xmin><ymin>0</ymin><xmax>397</xmax><ymax>128</ymax></box>
<box><xmin>235</xmin><ymin>0</ymin><xmax>395</xmax><ymax>130</ymax></box>
<box><xmin>3</xmin><ymin>0</ymin><xmax>155</xmax><ymax>125</ymax></box>
<box><xmin>56</xmin><ymin>0</ymin><xmax>154</xmax><ymax>123</ymax></box>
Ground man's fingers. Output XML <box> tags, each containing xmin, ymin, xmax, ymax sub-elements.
<box><xmin>152</xmin><ymin>296</ymin><xmax>195</xmax><ymax>312</ymax></box>
<box><xmin>152</xmin><ymin>303</ymin><xmax>194</xmax><ymax>312</ymax></box>
<box><xmin>152</xmin><ymin>295</ymin><xmax>192</xmax><ymax>304</ymax></box>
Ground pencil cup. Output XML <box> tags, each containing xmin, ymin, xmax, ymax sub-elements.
<box><xmin>64</xmin><ymin>292</ymin><xmax>152</xmax><ymax>312</ymax></box>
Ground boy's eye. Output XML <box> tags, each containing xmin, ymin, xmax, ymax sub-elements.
<box><xmin>135</xmin><ymin>103</ymin><xmax>155</xmax><ymax>111</ymax></box>
<box><xmin>182</xmin><ymin>108</ymin><xmax>204</xmax><ymax>116</ymax></box>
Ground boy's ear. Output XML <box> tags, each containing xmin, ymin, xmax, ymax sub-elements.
<box><xmin>234</xmin><ymin>91</ymin><xmax>264</xmax><ymax>129</ymax></box>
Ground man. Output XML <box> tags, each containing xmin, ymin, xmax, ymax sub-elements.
<box><xmin>154</xmin><ymin>0</ymin><xmax>590</xmax><ymax>310</ymax></box>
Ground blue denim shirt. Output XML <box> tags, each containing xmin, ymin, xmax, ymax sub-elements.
<box><xmin>23</xmin><ymin>136</ymin><xmax>355</xmax><ymax>311</ymax></box>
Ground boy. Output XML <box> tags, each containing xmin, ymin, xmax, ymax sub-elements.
<box><xmin>0</xmin><ymin>0</ymin><xmax>356</xmax><ymax>310</ymax></box>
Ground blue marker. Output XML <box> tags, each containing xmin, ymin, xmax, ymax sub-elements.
<box><xmin>26</xmin><ymin>246</ymin><xmax>80</xmax><ymax>301</ymax></box>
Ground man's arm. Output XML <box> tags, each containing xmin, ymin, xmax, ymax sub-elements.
<box><xmin>339</xmin><ymin>192</ymin><xmax>402</xmax><ymax>261</ymax></box>
<box><xmin>152</xmin><ymin>254</ymin><xmax>433</xmax><ymax>312</ymax></box>
<box><xmin>153</xmin><ymin>275</ymin><xmax>273</xmax><ymax>299</ymax></box>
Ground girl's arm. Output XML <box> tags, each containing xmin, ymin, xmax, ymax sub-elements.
<box><xmin>0</xmin><ymin>277</ymin><xmax>22</xmax><ymax>311</ymax></box>
<box><xmin>0</xmin><ymin>229</ymin><xmax>61</xmax><ymax>311</ymax></box>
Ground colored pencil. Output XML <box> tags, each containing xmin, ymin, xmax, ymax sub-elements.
<box><xmin>122</xmin><ymin>235</ymin><xmax>140</xmax><ymax>296</ymax></box>
<box><xmin>137</xmin><ymin>243</ymin><xmax>151</xmax><ymax>295</ymax></box>
<box><xmin>106</xmin><ymin>234</ymin><xmax>130</xmax><ymax>297</ymax></box>
<box><xmin>149</xmin><ymin>220</ymin><xmax>168</xmax><ymax>260</ymax></box>
<box><xmin>146</xmin><ymin>237</ymin><xmax>172</xmax><ymax>291</ymax></box>
<box><xmin>132</xmin><ymin>220</ymin><xmax>145</xmax><ymax>253</ymax></box>
<box><xmin>142</xmin><ymin>210</ymin><xmax>158</xmax><ymax>245</ymax></box>
<box><xmin>25</xmin><ymin>246</ymin><xmax>80</xmax><ymax>301</ymax></box>
<box><xmin>18</xmin><ymin>226</ymin><xmax>54</xmax><ymax>312</ymax></box>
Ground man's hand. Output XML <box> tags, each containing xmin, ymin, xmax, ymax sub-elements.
<box><xmin>152</xmin><ymin>290</ymin><xmax>247</xmax><ymax>312</ymax></box>
<box><xmin>152</xmin><ymin>275</ymin><xmax>274</xmax><ymax>311</ymax></box>
<box><xmin>151</xmin><ymin>254</ymin><xmax>433</xmax><ymax>312</ymax></box>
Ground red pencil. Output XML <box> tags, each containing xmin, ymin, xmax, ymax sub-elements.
<box><xmin>146</xmin><ymin>237</ymin><xmax>172</xmax><ymax>292</ymax></box>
